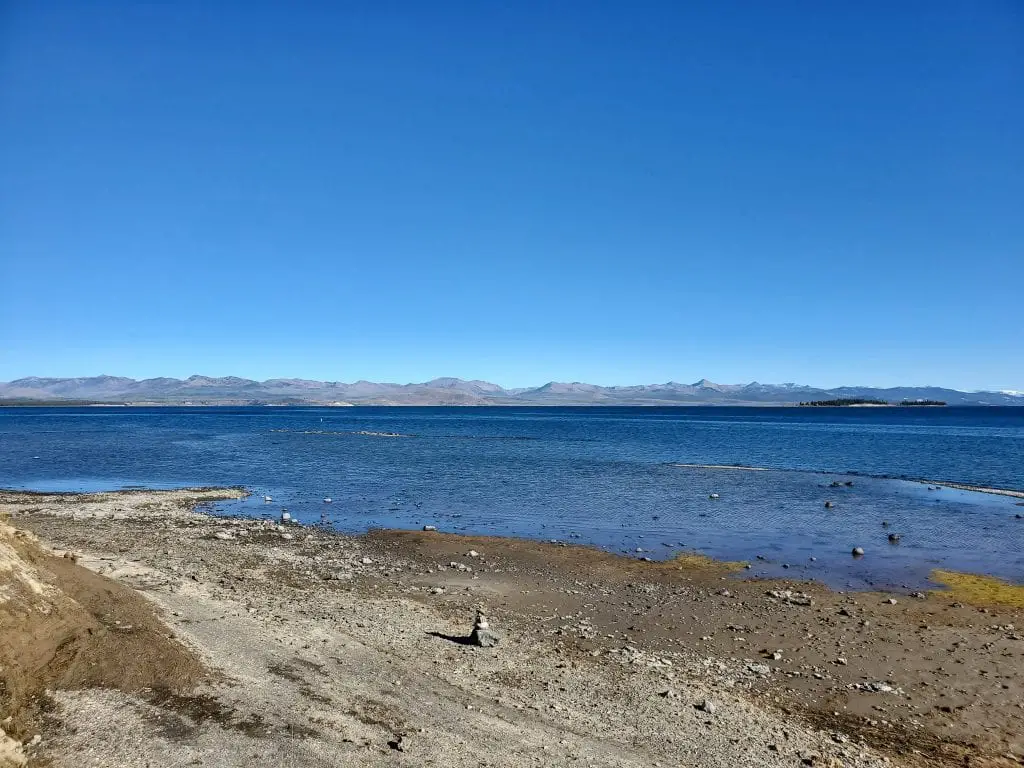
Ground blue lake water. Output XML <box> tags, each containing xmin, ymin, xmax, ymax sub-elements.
<box><xmin>1</xmin><ymin>405</ymin><xmax>1022</xmax><ymax>590</ymax></box>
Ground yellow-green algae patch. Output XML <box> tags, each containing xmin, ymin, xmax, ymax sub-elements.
<box><xmin>930</xmin><ymin>569</ymin><xmax>1024</xmax><ymax>609</ymax></box>
<box><xmin>663</xmin><ymin>551</ymin><xmax>747</xmax><ymax>572</ymax></box>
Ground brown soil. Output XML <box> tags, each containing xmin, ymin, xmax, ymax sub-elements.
<box><xmin>366</xmin><ymin>529</ymin><xmax>1024</xmax><ymax>767</ymax></box>
<box><xmin>0</xmin><ymin>510</ymin><xmax>209</xmax><ymax>763</ymax></box>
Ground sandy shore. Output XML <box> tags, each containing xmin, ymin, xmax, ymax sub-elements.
<box><xmin>1</xmin><ymin>489</ymin><xmax>1022</xmax><ymax>768</ymax></box>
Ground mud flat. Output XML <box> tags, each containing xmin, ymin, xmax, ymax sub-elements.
<box><xmin>1</xmin><ymin>489</ymin><xmax>1022</xmax><ymax>767</ymax></box>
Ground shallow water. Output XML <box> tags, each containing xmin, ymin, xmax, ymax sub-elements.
<box><xmin>1</xmin><ymin>405</ymin><xmax>1022</xmax><ymax>590</ymax></box>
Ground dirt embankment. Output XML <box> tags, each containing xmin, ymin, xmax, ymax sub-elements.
<box><xmin>0</xmin><ymin>490</ymin><xmax>240</xmax><ymax>766</ymax></box>
<box><xmin>1</xmin><ymin>488</ymin><xmax>1021</xmax><ymax>768</ymax></box>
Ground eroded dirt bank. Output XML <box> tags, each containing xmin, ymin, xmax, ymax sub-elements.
<box><xmin>1</xmin><ymin>489</ymin><xmax>1021</xmax><ymax>767</ymax></box>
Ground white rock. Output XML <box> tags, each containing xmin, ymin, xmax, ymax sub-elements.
<box><xmin>696</xmin><ymin>699</ymin><xmax>717</xmax><ymax>714</ymax></box>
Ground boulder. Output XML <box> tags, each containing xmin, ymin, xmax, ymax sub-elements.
<box><xmin>469</xmin><ymin>609</ymin><xmax>499</xmax><ymax>647</ymax></box>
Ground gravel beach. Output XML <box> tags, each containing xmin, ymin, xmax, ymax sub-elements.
<box><xmin>1</xmin><ymin>489</ymin><xmax>1021</xmax><ymax>767</ymax></box>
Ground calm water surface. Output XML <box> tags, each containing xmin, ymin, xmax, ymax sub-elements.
<box><xmin>2</xmin><ymin>406</ymin><xmax>1022</xmax><ymax>590</ymax></box>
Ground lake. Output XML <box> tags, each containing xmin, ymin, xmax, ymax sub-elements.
<box><xmin>2</xmin><ymin>405</ymin><xmax>1022</xmax><ymax>590</ymax></box>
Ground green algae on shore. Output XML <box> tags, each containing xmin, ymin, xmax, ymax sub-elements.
<box><xmin>930</xmin><ymin>569</ymin><xmax>1024</xmax><ymax>609</ymax></box>
<box><xmin>665</xmin><ymin>551</ymin><xmax>747</xmax><ymax>572</ymax></box>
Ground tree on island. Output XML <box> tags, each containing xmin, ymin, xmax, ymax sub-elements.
<box><xmin>799</xmin><ymin>398</ymin><xmax>888</xmax><ymax>407</ymax></box>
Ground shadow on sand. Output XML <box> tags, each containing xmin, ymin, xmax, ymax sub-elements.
<box><xmin>426</xmin><ymin>630</ymin><xmax>474</xmax><ymax>646</ymax></box>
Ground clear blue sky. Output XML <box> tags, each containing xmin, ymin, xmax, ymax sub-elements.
<box><xmin>1</xmin><ymin>1</ymin><xmax>1021</xmax><ymax>390</ymax></box>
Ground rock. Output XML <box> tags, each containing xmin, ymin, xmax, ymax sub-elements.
<box><xmin>280</xmin><ymin>511</ymin><xmax>291</xmax><ymax>523</ymax></box>
<box><xmin>748</xmin><ymin>663</ymin><xmax>771</xmax><ymax>676</ymax></box>
<box><xmin>468</xmin><ymin>609</ymin><xmax>499</xmax><ymax>647</ymax></box>
<box><xmin>214</xmin><ymin>531</ymin><xmax>234</xmax><ymax>541</ymax></box>
<box><xmin>852</xmin><ymin>547</ymin><xmax>865</xmax><ymax>557</ymax></box>
<box><xmin>836</xmin><ymin>657</ymin><xmax>848</xmax><ymax>665</ymax></box>
<box><xmin>850</xmin><ymin>681</ymin><xmax>900</xmax><ymax>694</ymax></box>
<box><xmin>695</xmin><ymin>699</ymin><xmax>717</xmax><ymax>714</ymax></box>
<box><xmin>279</xmin><ymin>532</ymin><xmax>294</xmax><ymax>541</ymax></box>
<box><xmin>767</xmin><ymin>590</ymin><xmax>813</xmax><ymax>606</ymax></box>
<box><xmin>360</xmin><ymin>557</ymin><xmax>373</xmax><ymax>565</ymax></box>
<box><xmin>467</xmin><ymin>550</ymin><xmax>480</xmax><ymax>558</ymax></box>
<box><xmin>885</xmin><ymin>597</ymin><xmax>898</xmax><ymax>605</ymax></box>
<box><xmin>422</xmin><ymin>525</ymin><xmax>437</xmax><ymax>532</ymax></box>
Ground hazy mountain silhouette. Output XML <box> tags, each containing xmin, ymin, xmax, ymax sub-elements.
<box><xmin>1</xmin><ymin>376</ymin><xmax>1020</xmax><ymax>406</ymax></box>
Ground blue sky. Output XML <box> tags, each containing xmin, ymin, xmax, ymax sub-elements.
<box><xmin>1</xmin><ymin>1</ymin><xmax>1021</xmax><ymax>390</ymax></box>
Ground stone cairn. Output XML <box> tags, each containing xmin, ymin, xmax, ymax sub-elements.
<box><xmin>469</xmin><ymin>608</ymin><xmax>499</xmax><ymax>647</ymax></box>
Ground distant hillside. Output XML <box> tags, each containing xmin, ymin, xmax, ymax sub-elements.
<box><xmin>1</xmin><ymin>375</ymin><xmax>1021</xmax><ymax>406</ymax></box>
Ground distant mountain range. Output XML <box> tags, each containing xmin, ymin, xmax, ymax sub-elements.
<box><xmin>1</xmin><ymin>375</ymin><xmax>1021</xmax><ymax>406</ymax></box>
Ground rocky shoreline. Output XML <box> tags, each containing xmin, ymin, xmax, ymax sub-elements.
<box><xmin>1</xmin><ymin>488</ymin><xmax>1022</xmax><ymax>767</ymax></box>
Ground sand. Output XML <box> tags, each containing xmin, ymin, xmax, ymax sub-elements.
<box><xmin>1</xmin><ymin>488</ymin><xmax>1022</xmax><ymax>768</ymax></box>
